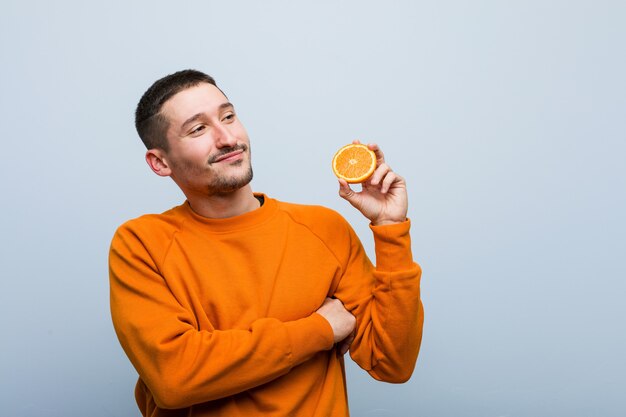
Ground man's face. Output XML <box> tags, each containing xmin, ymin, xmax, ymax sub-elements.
<box><xmin>159</xmin><ymin>83</ymin><xmax>253</xmax><ymax>196</ymax></box>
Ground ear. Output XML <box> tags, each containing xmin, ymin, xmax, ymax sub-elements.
<box><xmin>145</xmin><ymin>149</ymin><xmax>172</xmax><ymax>177</ymax></box>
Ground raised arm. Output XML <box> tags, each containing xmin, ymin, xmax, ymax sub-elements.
<box><xmin>335</xmin><ymin>141</ymin><xmax>424</xmax><ymax>382</ymax></box>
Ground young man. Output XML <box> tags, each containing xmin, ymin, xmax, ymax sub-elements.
<box><xmin>109</xmin><ymin>69</ymin><xmax>424</xmax><ymax>416</ymax></box>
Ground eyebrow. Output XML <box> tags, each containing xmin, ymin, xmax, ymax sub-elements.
<box><xmin>179</xmin><ymin>102</ymin><xmax>234</xmax><ymax>132</ymax></box>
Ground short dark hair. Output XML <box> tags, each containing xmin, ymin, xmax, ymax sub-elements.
<box><xmin>135</xmin><ymin>69</ymin><xmax>218</xmax><ymax>150</ymax></box>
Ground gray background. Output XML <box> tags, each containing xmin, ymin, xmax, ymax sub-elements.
<box><xmin>1</xmin><ymin>1</ymin><xmax>624</xmax><ymax>416</ymax></box>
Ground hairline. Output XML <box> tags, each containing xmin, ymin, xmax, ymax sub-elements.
<box><xmin>150</xmin><ymin>81</ymin><xmax>229</xmax><ymax>151</ymax></box>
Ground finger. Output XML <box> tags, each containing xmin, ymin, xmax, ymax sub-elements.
<box><xmin>368</xmin><ymin>163</ymin><xmax>391</xmax><ymax>186</ymax></box>
<box><xmin>367</xmin><ymin>143</ymin><xmax>386</xmax><ymax>165</ymax></box>
<box><xmin>339</xmin><ymin>331</ymin><xmax>356</xmax><ymax>355</ymax></box>
<box><xmin>380</xmin><ymin>171</ymin><xmax>399</xmax><ymax>194</ymax></box>
<box><xmin>338</xmin><ymin>338</ymin><xmax>350</xmax><ymax>356</ymax></box>
<box><xmin>352</xmin><ymin>139</ymin><xmax>361</xmax><ymax>145</ymax></box>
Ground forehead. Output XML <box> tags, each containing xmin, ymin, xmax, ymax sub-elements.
<box><xmin>161</xmin><ymin>83</ymin><xmax>229</xmax><ymax>125</ymax></box>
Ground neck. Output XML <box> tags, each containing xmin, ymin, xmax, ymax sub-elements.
<box><xmin>185</xmin><ymin>185</ymin><xmax>260</xmax><ymax>219</ymax></box>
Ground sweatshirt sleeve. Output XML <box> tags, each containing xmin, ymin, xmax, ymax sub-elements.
<box><xmin>109</xmin><ymin>223</ymin><xmax>334</xmax><ymax>409</ymax></box>
<box><xmin>332</xmin><ymin>218</ymin><xmax>423</xmax><ymax>383</ymax></box>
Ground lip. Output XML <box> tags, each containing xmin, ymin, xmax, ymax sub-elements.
<box><xmin>213</xmin><ymin>149</ymin><xmax>244</xmax><ymax>163</ymax></box>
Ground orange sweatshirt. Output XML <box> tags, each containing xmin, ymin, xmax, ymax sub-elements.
<box><xmin>109</xmin><ymin>194</ymin><xmax>423</xmax><ymax>416</ymax></box>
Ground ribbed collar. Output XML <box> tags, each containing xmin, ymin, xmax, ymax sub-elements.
<box><xmin>181</xmin><ymin>193</ymin><xmax>278</xmax><ymax>234</ymax></box>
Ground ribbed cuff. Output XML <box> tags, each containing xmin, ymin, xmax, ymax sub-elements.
<box><xmin>370</xmin><ymin>219</ymin><xmax>414</xmax><ymax>271</ymax></box>
<box><xmin>284</xmin><ymin>313</ymin><xmax>335</xmax><ymax>365</ymax></box>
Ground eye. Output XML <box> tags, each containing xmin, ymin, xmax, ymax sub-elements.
<box><xmin>223</xmin><ymin>113</ymin><xmax>236</xmax><ymax>123</ymax></box>
<box><xmin>189</xmin><ymin>125</ymin><xmax>206</xmax><ymax>135</ymax></box>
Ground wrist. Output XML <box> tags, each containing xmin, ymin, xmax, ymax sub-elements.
<box><xmin>371</xmin><ymin>217</ymin><xmax>407</xmax><ymax>227</ymax></box>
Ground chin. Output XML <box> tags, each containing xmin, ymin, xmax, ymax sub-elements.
<box><xmin>208</xmin><ymin>166</ymin><xmax>254</xmax><ymax>195</ymax></box>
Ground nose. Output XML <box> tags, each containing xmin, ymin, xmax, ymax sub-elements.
<box><xmin>213</xmin><ymin>123</ymin><xmax>237</xmax><ymax>148</ymax></box>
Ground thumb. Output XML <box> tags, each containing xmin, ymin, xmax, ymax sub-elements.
<box><xmin>338</xmin><ymin>179</ymin><xmax>358</xmax><ymax>204</ymax></box>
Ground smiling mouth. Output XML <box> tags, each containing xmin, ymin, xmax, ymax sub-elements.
<box><xmin>214</xmin><ymin>150</ymin><xmax>243</xmax><ymax>163</ymax></box>
<box><xmin>209</xmin><ymin>145</ymin><xmax>248</xmax><ymax>165</ymax></box>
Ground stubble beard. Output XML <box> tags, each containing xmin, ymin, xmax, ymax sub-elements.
<box><xmin>205</xmin><ymin>143</ymin><xmax>254</xmax><ymax>196</ymax></box>
<box><xmin>207</xmin><ymin>161</ymin><xmax>254</xmax><ymax>196</ymax></box>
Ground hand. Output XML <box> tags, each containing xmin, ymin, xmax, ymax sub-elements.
<box><xmin>338</xmin><ymin>140</ymin><xmax>408</xmax><ymax>226</ymax></box>
<box><xmin>337</xmin><ymin>330</ymin><xmax>356</xmax><ymax>356</ymax></box>
<box><xmin>315</xmin><ymin>297</ymin><xmax>356</xmax><ymax>350</ymax></box>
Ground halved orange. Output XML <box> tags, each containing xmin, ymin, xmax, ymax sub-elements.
<box><xmin>332</xmin><ymin>143</ymin><xmax>377</xmax><ymax>183</ymax></box>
